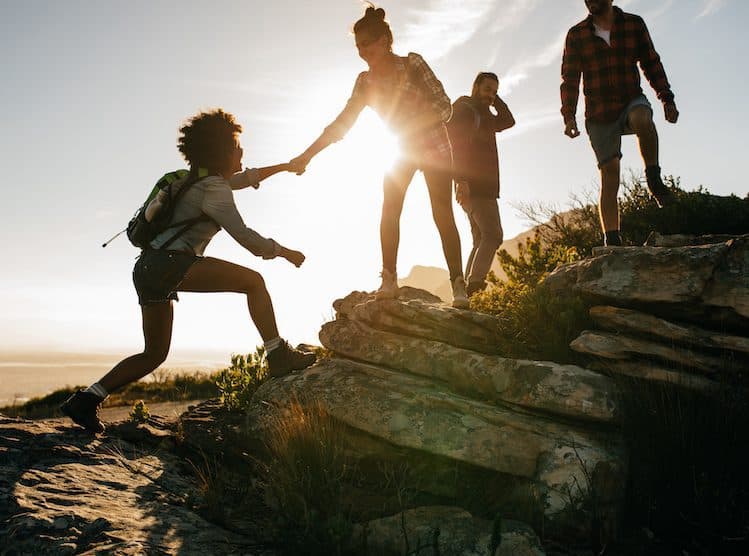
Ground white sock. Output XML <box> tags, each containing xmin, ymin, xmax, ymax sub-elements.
<box><xmin>264</xmin><ymin>337</ymin><xmax>283</xmax><ymax>353</ymax></box>
<box><xmin>85</xmin><ymin>382</ymin><xmax>108</xmax><ymax>400</ymax></box>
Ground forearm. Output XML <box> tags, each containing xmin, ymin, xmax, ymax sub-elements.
<box><xmin>299</xmin><ymin>133</ymin><xmax>333</xmax><ymax>162</ymax></box>
<box><xmin>493</xmin><ymin>98</ymin><xmax>515</xmax><ymax>132</ymax></box>
<box><xmin>256</xmin><ymin>163</ymin><xmax>291</xmax><ymax>182</ymax></box>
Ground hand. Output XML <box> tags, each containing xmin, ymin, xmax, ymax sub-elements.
<box><xmin>288</xmin><ymin>156</ymin><xmax>310</xmax><ymax>176</ymax></box>
<box><xmin>281</xmin><ymin>247</ymin><xmax>306</xmax><ymax>268</ymax></box>
<box><xmin>664</xmin><ymin>102</ymin><xmax>679</xmax><ymax>124</ymax></box>
<box><xmin>564</xmin><ymin>119</ymin><xmax>580</xmax><ymax>138</ymax></box>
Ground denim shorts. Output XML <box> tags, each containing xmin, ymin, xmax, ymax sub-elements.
<box><xmin>585</xmin><ymin>94</ymin><xmax>652</xmax><ymax>168</ymax></box>
<box><xmin>132</xmin><ymin>249</ymin><xmax>199</xmax><ymax>305</ymax></box>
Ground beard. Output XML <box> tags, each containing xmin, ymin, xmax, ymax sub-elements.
<box><xmin>586</xmin><ymin>1</ymin><xmax>609</xmax><ymax>16</ymax></box>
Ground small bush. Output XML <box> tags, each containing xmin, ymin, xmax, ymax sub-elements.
<box><xmin>213</xmin><ymin>347</ymin><xmax>268</xmax><ymax>412</ymax></box>
<box><xmin>471</xmin><ymin>233</ymin><xmax>590</xmax><ymax>362</ymax></box>
<box><xmin>128</xmin><ymin>400</ymin><xmax>150</xmax><ymax>424</ymax></box>
<box><xmin>260</xmin><ymin>400</ymin><xmax>356</xmax><ymax>555</ymax></box>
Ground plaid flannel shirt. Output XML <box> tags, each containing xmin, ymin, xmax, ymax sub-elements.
<box><xmin>323</xmin><ymin>52</ymin><xmax>452</xmax><ymax>162</ymax></box>
<box><xmin>561</xmin><ymin>6</ymin><xmax>675</xmax><ymax>124</ymax></box>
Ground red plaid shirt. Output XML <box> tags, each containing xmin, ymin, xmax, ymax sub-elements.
<box><xmin>561</xmin><ymin>7</ymin><xmax>675</xmax><ymax>124</ymax></box>
<box><xmin>323</xmin><ymin>52</ymin><xmax>452</xmax><ymax>163</ymax></box>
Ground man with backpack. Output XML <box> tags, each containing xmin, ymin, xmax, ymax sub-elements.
<box><xmin>61</xmin><ymin>109</ymin><xmax>315</xmax><ymax>434</ymax></box>
<box><xmin>561</xmin><ymin>0</ymin><xmax>679</xmax><ymax>246</ymax></box>
<box><xmin>448</xmin><ymin>72</ymin><xmax>515</xmax><ymax>297</ymax></box>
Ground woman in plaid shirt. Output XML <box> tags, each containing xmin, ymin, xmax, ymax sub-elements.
<box><xmin>291</xmin><ymin>4</ymin><xmax>468</xmax><ymax>309</ymax></box>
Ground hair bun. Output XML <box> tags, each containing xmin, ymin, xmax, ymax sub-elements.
<box><xmin>365</xmin><ymin>5</ymin><xmax>386</xmax><ymax>21</ymax></box>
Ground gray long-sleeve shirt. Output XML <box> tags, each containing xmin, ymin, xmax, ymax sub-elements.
<box><xmin>149</xmin><ymin>170</ymin><xmax>280</xmax><ymax>258</ymax></box>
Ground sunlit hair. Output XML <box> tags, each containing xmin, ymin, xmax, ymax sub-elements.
<box><xmin>471</xmin><ymin>72</ymin><xmax>499</xmax><ymax>96</ymax></box>
<box><xmin>353</xmin><ymin>3</ymin><xmax>393</xmax><ymax>51</ymax></box>
<box><xmin>177</xmin><ymin>109</ymin><xmax>242</xmax><ymax>174</ymax></box>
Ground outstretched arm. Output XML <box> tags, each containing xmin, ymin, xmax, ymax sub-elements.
<box><xmin>290</xmin><ymin>73</ymin><xmax>368</xmax><ymax>174</ymax></box>
<box><xmin>229</xmin><ymin>163</ymin><xmax>295</xmax><ymax>190</ymax></box>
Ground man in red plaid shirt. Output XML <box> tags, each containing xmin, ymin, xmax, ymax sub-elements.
<box><xmin>561</xmin><ymin>0</ymin><xmax>679</xmax><ymax>246</ymax></box>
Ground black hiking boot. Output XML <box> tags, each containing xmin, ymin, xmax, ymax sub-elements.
<box><xmin>645</xmin><ymin>166</ymin><xmax>675</xmax><ymax>208</ymax></box>
<box><xmin>266</xmin><ymin>341</ymin><xmax>316</xmax><ymax>378</ymax></box>
<box><xmin>60</xmin><ymin>390</ymin><xmax>105</xmax><ymax>433</ymax></box>
<box><xmin>466</xmin><ymin>280</ymin><xmax>487</xmax><ymax>297</ymax></box>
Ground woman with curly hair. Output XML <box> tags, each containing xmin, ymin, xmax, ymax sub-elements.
<box><xmin>290</xmin><ymin>4</ymin><xmax>468</xmax><ymax>308</ymax></box>
<box><xmin>61</xmin><ymin>109</ymin><xmax>315</xmax><ymax>433</ymax></box>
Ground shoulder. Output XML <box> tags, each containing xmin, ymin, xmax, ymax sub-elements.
<box><xmin>567</xmin><ymin>17</ymin><xmax>590</xmax><ymax>36</ymax></box>
<box><xmin>200</xmin><ymin>175</ymin><xmax>231</xmax><ymax>192</ymax></box>
<box><xmin>619</xmin><ymin>8</ymin><xmax>645</xmax><ymax>26</ymax></box>
<box><xmin>452</xmin><ymin>96</ymin><xmax>474</xmax><ymax>114</ymax></box>
<box><xmin>352</xmin><ymin>70</ymin><xmax>370</xmax><ymax>91</ymax></box>
<box><xmin>406</xmin><ymin>52</ymin><xmax>428</xmax><ymax>68</ymax></box>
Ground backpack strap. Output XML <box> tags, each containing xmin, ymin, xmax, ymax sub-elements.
<box><xmin>156</xmin><ymin>171</ymin><xmax>214</xmax><ymax>250</ymax></box>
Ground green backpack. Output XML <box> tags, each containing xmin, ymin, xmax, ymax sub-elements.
<box><xmin>102</xmin><ymin>168</ymin><xmax>211</xmax><ymax>249</ymax></box>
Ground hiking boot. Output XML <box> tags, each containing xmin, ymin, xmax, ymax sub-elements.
<box><xmin>645</xmin><ymin>167</ymin><xmax>675</xmax><ymax>208</ymax></box>
<box><xmin>267</xmin><ymin>341</ymin><xmax>316</xmax><ymax>378</ymax></box>
<box><xmin>60</xmin><ymin>390</ymin><xmax>105</xmax><ymax>433</ymax></box>
<box><xmin>375</xmin><ymin>269</ymin><xmax>399</xmax><ymax>300</ymax></box>
<box><xmin>466</xmin><ymin>280</ymin><xmax>486</xmax><ymax>297</ymax></box>
<box><xmin>451</xmin><ymin>276</ymin><xmax>470</xmax><ymax>309</ymax></box>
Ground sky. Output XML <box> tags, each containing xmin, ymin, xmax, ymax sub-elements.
<box><xmin>1</xmin><ymin>0</ymin><xmax>747</xmax><ymax>363</ymax></box>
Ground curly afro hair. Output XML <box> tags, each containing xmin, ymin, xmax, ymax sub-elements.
<box><xmin>177</xmin><ymin>109</ymin><xmax>242</xmax><ymax>174</ymax></box>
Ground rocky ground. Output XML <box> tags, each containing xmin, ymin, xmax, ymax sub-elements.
<box><xmin>0</xmin><ymin>412</ymin><xmax>274</xmax><ymax>556</ymax></box>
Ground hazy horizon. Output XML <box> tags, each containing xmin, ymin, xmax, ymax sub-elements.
<box><xmin>2</xmin><ymin>1</ymin><xmax>747</xmax><ymax>361</ymax></box>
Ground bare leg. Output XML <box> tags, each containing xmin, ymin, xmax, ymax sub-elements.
<box><xmin>599</xmin><ymin>158</ymin><xmax>621</xmax><ymax>233</ymax></box>
<box><xmin>423</xmin><ymin>167</ymin><xmax>463</xmax><ymax>280</ymax></box>
<box><xmin>179</xmin><ymin>257</ymin><xmax>279</xmax><ymax>341</ymax></box>
<box><xmin>628</xmin><ymin>106</ymin><xmax>659</xmax><ymax>167</ymax></box>
<box><xmin>381</xmin><ymin>161</ymin><xmax>416</xmax><ymax>274</ymax></box>
<box><xmin>99</xmin><ymin>302</ymin><xmax>173</xmax><ymax>392</ymax></box>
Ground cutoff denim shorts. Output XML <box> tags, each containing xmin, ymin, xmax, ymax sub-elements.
<box><xmin>585</xmin><ymin>94</ymin><xmax>652</xmax><ymax>168</ymax></box>
<box><xmin>132</xmin><ymin>249</ymin><xmax>199</xmax><ymax>305</ymax></box>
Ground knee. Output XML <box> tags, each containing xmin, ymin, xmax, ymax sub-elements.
<box><xmin>142</xmin><ymin>347</ymin><xmax>169</xmax><ymax>370</ymax></box>
<box><xmin>243</xmin><ymin>270</ymin><xmax>266</xmax><ymax>295</ymax></box>
<box><xmin>629</xmin><ymin>107</ymin><xmax>655</xmax><ymax>134</ymax></box>
<box><xmin>489</xmin><ymin>227</ymin><xmax>504</xmax><ymax>249</ymax></box>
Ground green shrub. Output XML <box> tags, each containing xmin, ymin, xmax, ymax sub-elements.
<box><xmin>260</xmin><ymin>400</ymin><xmax>356</xmax><ymax>555</ymax></box>
<box><xmin>128</xmin><ymin>400</ymin><xmax>150</xmax><ymax>424</ymax></box>
<box><xmin>471</xmin><ymin>233</ymin><xmax>590</xmax><ymax>362</ymax></box>
<box><xmin>213</xmin><ymin>348</ymin><xmax>268</xmax><ymax>412</ymax></box>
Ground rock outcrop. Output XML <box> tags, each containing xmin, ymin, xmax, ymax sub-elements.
<box><xmin>224</xmin><ymin>287</ymin><xmax>626</xmax><ymax>542</ymax></box>
<box><xmin>546</xmin><ymin>234</ymin><xmax>749</xmax><ymax>391</ymax></box>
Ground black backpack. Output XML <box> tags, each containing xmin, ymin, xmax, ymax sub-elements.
<box><xmin>124</xmin><ymin>169</ymin><xmax>212</xmax><ymax>250</ymax></box>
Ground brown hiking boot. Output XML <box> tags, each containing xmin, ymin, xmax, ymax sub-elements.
<box><xmin>60</xmin><ymin>390</ymin><xmax>105</xmax><ymax>433</ymax></box>
<box><xmin>645</xmin><ymin>167</ymin><xmax>675</xmax><ymax>208</ymax></box>
<box><xmin>266</xmin><ymin>341</ymin><xmax>316</xmax><ymax>378</ymax></box>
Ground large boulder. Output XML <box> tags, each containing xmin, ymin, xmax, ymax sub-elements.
<box><xmin>348</xmin><ymin>506</ymin><xmax>545</xmax><ymax>556</ymax></box>
<box><xmin>236</xmin><ymin>288</ymin><xmax>628</xmax><ymax>541</ymax></box>
<box><xmin>545</xmin><ymin>235</ymin><xmax>749</xmax><ymax>324</ymax></box>
<box><xmin>319</xmin><ymin>318</ymin><xmax>617</xmax><ymax>424</ymax></box>
<box><xmin>549</xmin><ymin>235</ymin><xmax>749</xmax><ymax>391</ymax></box>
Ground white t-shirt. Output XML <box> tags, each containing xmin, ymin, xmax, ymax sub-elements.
<box><xmin>594</xmin><ymin>23</ymin><xmax>611</xmax><ymax>46</ymax></box>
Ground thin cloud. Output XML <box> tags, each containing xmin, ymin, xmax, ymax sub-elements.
<box><xmin>697</xmin><ymin>0</ymin><xmax>727</xmax><ymax>19</ymax></box>
<box><xmin>501</xmin><ymin>28</ymin><xmax>569</xmax><ymax>94</ymax></box>
<box><xmin>398</xmin><ymin>0</ymin><xmax>495</xmax><ymax>60</ymax></box>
